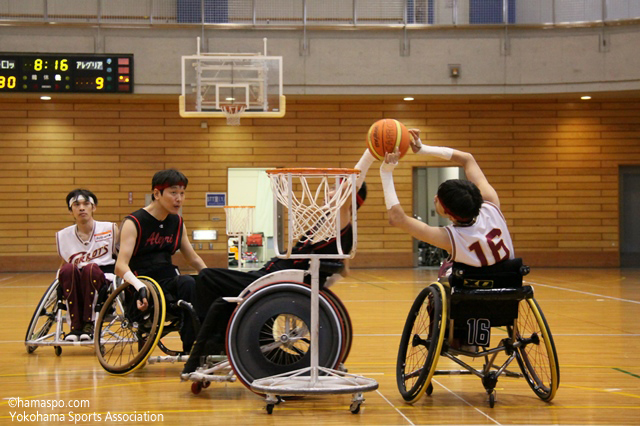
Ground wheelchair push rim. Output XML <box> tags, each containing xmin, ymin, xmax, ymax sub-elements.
<box><xmin>396</xmin><ymin>282</ymin><xmax>447</xmax><ymax>403</ymax></box>
<box><xmin>95</xmin><ymin>276</ymin><xmax>166</xmax><ymax>375</ymax></box>
<box><xmin>25</xmin><ymin>279</ymin><xmax>60</xmax><ymax>353</ymax></box>
<box><xmin>512</xmin><ymin>297</ymin><xmax>560</xmax><ymax>402</ymax></box>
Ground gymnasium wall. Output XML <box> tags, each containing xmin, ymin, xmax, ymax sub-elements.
<box><xmin>1</xmin><ymin>94</ymin><xmax>637</xmax><ymax>271</ymax></box>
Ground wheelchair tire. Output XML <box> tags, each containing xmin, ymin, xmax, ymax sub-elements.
<box><xmin>396</xmin><ymin>282</ymin><xmax>447</xmax><ymax>403</ymax></box>
<box><xmin>25</xmin><ymin>279</ymin><xmax>60</xmax><ymax>354</ymax></box>
<box><xmin>95</xmin><ymin>276</ymin><xmax>166</xmax><ymax>375</ymax></box>
<box><xmin>226</xmin><ymin>283</ymin><xmax>343</xmax><ymax>391</ymax></box>
<box><xmin>322</xmin><ymin>288</ymin><xmax>353</xmax><ymax>364</ymax></box>
<box><xmin>513</xmin><ymin>297</ymin><xmax>560</xmax><ymax>402</ymax></box>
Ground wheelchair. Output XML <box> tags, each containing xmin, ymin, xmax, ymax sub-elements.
<box><xmin>25</xmin><ymin>273</ymin><xmax>119</xmax><ymax>356</ymax></box>
<box><xmin>94</xmin><ymin>275</ymin><xmax>199</xmax><ymax>375</ymax></box>
<box><xmin>396</xmin><ymin>258</ymin><xmax>560</xmax><ymax>408</ymax></box>
<box><xmin>182</xmin><ymin>263</ymin><xmax>353</xmax><ymax>396</ymax></box>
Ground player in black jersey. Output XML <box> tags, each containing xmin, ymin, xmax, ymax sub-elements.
<box><xmin>182</xmin><ymin>150</ymin><xmax>376</xmax><ymax>375</ymax></box>
<box><xmin>116</xmin><ymin>169</ymin><xmax>207</xmax><ymax>353</ymax></box>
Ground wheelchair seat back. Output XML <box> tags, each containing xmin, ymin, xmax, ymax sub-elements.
<box><xmin>449</xmin><ymin>258</ymin><xmax>532</xmax><ymax>341</ymax></box>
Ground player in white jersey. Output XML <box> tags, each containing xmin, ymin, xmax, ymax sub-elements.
<box><xmin>55</xmin><ymin>189</ymin><xmax>118</xmax><ymax>342</ymax></box>
<box><xmin>379</xmin><ymin>129</ymin><xmax>514</xmax><ymax>268</ymax></box>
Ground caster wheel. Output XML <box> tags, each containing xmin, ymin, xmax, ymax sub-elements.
<box><xmin>54</xmin><ymin>346</ymin><xmax>62</xmax><ymax>356</ymax></box>
<box><xmin>426</xmin><ymin>383</ymin><xmax>434</xmax><ymax>396</ymax></box>
<box><xmin>27</xmin><ymin>346</ymin><xmax>36</xmax><ymax>354</ymax></box>
<box><xmin>202</xmin><ymin>381</ymin><xmax>210</xmax><ymax>389</ymax></box>
<box><xmin>489</xmin><ymin>392</ymin><xmax>496</xmax><ymax>408</ymax></box>
<box><xmin>350</xmin><ymin>403</ymin><xmax>361</xmax><ymax>414</ymax></box>
<box><xmin>266</xmin><ymin>404</ymin><xmax>274</xmax><ymax>414</ymax></box>
<box><xmin>191</xmin><ymin>382</ymin><xmax>203</xmax><ymax>395</ymax></box>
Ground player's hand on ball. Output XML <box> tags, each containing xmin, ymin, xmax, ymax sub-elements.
<box><xmin>381</xmin><ymin>148</ymin><xmax>400</xmax><ymax>173</ymax></box>
<box><xmin>408</xmin><ymin>129</ymin><xmax>422</xmax><ymax>153</ymax></box>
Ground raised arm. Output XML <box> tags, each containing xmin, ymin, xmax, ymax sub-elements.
<box><xmin>380</xmin><ymin>150</ymin><xmax>452</xmax><ymax>253</ymax></box>
<box><xmin>409</xmin><ymin>129</ymin><xmax>499</xmax><ymax>207</ymax></box>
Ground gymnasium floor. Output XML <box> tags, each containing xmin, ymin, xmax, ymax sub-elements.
<box><xmin>2</xmin><ymin>267</ymin><xmax>639</xmax><ymax>425</ymax></box>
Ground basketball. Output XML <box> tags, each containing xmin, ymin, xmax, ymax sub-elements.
<box><xmin>366</xmin><ymin>119</ymin><xmax>412</xmax><ymax>161</ymax></box>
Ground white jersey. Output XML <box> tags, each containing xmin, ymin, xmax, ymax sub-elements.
<box><xmin>56</xmin><ymin>221</ymin><xmax>116</xmax><ymax>269</ymax></box>
<box><xmin>444</xmin><ymin>202</ymin><xmax>514</xmax><ymax>268</ymax></box>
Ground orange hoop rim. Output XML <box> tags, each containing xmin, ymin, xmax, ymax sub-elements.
<box><xmin>220</xmin><ymin>104</ymin><xmax>247</xmax><ymax>112</ymax></box>
<box><xmin>266</xmin><ymin>168</ymin><xmax>360</xmax><ymax>175</ymax></box>
<box><xmin>224</xmin><ymin>205</ymin><xmax>255</xmax><ymax>209</ymax></box>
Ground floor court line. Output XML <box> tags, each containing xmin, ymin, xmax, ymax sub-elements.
<box><xmin>526</xmin><ymin>280</ymin><xmax>640</xmax><ymax>304</ymax></box>
<box><xmin>433</xmin><ymin>379</ymin><xmax>502</xmax><ymax>425</ymax></box>
<box><xmin>375</xmin><ymin>389</ymin><xmax>415</xmax><ymax>426</ymax></box>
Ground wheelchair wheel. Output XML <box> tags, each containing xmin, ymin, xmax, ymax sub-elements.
<box><xmin>322</xmin><ymin>288</ymin><xmax>353</xmax><ymax>364</ymax></box>
<box><xmin>95</xmin><ymin>276</ymin><xmax>166</xmax><ymax>375</ymax></box>
<box><xmin>396</xmin><ymin>282</ymin><xmax>447</xmax><ymax>403</ymax></box>
<box><xmin>226</xmin><ymin>283</ymin><xmax>343</xmax><ymax>391</ymax></box>
<box><xmin>513</xmin><ymin>297</ymin><xmax>559</xmax><ymax>402</ymax></box>
<box><xmin>25</xmin><ymin>279</ymin><xmax>60</xmax><ymax>354</ymax></box>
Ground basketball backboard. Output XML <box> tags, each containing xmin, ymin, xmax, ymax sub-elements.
<box><xmin>179</xmin><ymin>49</ymin><xmax>285</xmax><ymax>119</ymax></box>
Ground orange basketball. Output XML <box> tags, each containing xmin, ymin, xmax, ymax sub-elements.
<box><xmin>366</xmin><ymin>119</ymin><xmax>412</xmax><ymax>161</ymax></box>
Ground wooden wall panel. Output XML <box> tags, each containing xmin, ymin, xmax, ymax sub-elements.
<box><xmin>1</xmin><ymin>94</ymin><xmax>638</xmax><ymax>271</ymax></box>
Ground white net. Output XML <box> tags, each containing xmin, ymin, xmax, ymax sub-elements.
<box><xmin>267</xmin><ymin>169</ymin><xmax>358</xmax><ymax>245</ymax></box>
<box><xmin>222</xmin><ymin>105</ymin><xmax>246</xmax><ymax>126</ymax></box>
<box><xmin>224</xmin><ymin>206</ymin><xmax>254</xmax><ymax>236</ymax></box>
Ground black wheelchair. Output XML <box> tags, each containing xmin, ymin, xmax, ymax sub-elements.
<box><xmin>94</xmin><ymin>276</ymin><xmax>199</xmax><ymax>375</ymax></box>
<box><xmin>396</xmin><ymin>258</ymin><xmax>559</xmax><ymax>407</ymax></box>
<box><xmin>182</xmin><ymin>263</ymin><xmax>353</xmax><ymax>396</ymax></box>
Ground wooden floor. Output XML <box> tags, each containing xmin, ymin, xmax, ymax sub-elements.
<box><xmin>2</xmin><ymin>267</ymin><xmax>640</xmax><ymax>425</ymax></box>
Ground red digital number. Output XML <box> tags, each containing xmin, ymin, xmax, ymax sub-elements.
<box><xmin>468</xmin><ymin>228</ymin><xmax>510</xmax><ymax>266</ymax></box>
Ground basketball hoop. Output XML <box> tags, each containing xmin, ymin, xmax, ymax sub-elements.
<box><xmin>266</xmin><ymin>168</ymin><xmax>360</xmax><ymax>258</ymax></box>
<box><xmin>224</xmin><ymin>205</ymin><xmax>254</xmax><ymax>237</ymax></box>
<box><xmin>221</xmin><ymin>104</ymin><xmax>246</xmax><ymax>126</ymax></box>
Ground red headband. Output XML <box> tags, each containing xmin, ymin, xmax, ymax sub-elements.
<box><xmin>154</xmin><ymin>181</ymin><xmax>185</xmax><ymax>191</ymax></box>
<box><xmin>439</xmin><ymin>199</ymin><xmax>471</xmax><ymax>224</ymax></box>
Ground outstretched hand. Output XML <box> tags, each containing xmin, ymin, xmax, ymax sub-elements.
<box><xmin>381</xmin><ymin>148</ymin><xmax>400</xmax><ymax>173</ymax></box>
<box><xmin>408</xmin><ymin>128</ymin><xmax>422</xmax><ymax>153</ymax></box>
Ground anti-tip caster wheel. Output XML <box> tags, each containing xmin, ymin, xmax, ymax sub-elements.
<box><xmin>426</xmin><ymin>383</ymin><xmax>434</xmax><ymax>396</ymax></box>
<box><xmin>202</xmin><ymin>381</ymin><xmax>210</xmax><ymax>389</ymax></box>
<box><xmin>266</xmin><ymin>404</ymin><xmax>274</xmax><ymax>414</ymax></box>
<box><xmin>191</xmin><ymin>382</ymin><xmax>203</xmax><ymax>395</ymax></box>
<box><xmin>54</xmin><ymin>346</ymin><xmax>62</xmax><ymax>356</ymax></box>
<box><xmin>489</xmin><ymin>391</ymin><xmax>496</xmax><ymax>408</ymax></box>
<box><xmin>350</xmin><ymin>403</ymin><xmax>361</xmax><ymax>414</ymax></box>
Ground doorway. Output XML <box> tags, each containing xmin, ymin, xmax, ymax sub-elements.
<box><xmin>227</xmin><ymin>168</ymin><xmax>275</xmax><ymax>269</ymax></box>
<box><xmin>620</xmin><ymin>166</ymin><xmax>640</xmax><ymax>267</ymax></box>
<box><xmin>412</xmin><ymin>166</ymin><xmax>463</xmax><ymax>267</ymax></box>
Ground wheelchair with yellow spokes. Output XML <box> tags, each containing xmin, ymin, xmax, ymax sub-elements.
<box><xmin>396</xmin><ymin>258</ymin><xmax>559</xmax><ymax>407</ymax></box>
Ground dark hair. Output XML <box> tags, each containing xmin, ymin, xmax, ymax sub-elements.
<box><xmin>356</xmin><ymin>181</ymin><xmax>367</xmax><ymax>209</ymax></box>
<box><xmin>437</xmin><ymin>179</ymin><xmax>483</xmax><ymax>223</ymax></box>
<box><xmin>65</xmin><ymin>188</ymin><xmax>98</xmax><ymax>211</ymax></box>
<box><xmin>151</xmin><ymin>169</ymin><xmax>189</xmax><ymax>201</ymax></box>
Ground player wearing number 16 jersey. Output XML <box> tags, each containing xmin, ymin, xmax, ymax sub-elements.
<box><xmin>379</xmin><ymin>128</ymin><xmax>514</xmax><ymax>268</ymax></box>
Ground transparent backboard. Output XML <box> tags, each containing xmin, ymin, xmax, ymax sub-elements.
<box><xmin>180</xmin><ymin>54</ymin><xmax>285</xmax><ymax>118</ymax></box>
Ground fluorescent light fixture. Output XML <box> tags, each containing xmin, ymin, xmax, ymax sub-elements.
<box><xmin>581</xmin><ymin>95</ymin><xmax>591</xmax><ymax>100</ymax></box>
<box><xmin>403</xmin><ymin>97</ymin><xmax>414</xmax><ymax>101</ymax></box>
<box><xmin>225</xmin><ymin>97</ymin><xmax>235</xmax><ymax>101</ymax></box>
<box><xmin>40</xmin><ymin>96</ymin><xmax>51</xmax><ymax>100</ymax></box>
<box><xmin>192</xmin><ymin>230</ymin><xmax>217</xmax><ymax>240</ymax></box>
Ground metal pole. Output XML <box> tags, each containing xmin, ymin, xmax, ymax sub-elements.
<box><xmin>453</xmin><ymin>0</ymin><xmax>458</xmax><ymax>25</ymax></box>
<box><xmin>309</xmin><ymin>257</ymin><xmax>320</xmax><ymax>385</ymax></box>
<box><xmin>353</xmin><ymin>0</ymin><xmax>357</xmax><ymax>26</ymax></box>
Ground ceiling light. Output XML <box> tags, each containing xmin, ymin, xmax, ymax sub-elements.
<box><xmin>40</xmin><ymin>96</ymin><xmax>51</xmax><ymax>100</ymax></box>
<box><xmin>581</xmin><ymin>95</ymin><xmax>591</xmax><ymax>100</ymax></box>
<box><xmin>403</xmin><ymin>97</ymin><xmax>414</xmax><ymax>101</ymax></box>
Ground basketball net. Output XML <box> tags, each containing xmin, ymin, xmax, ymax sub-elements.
<box><xmin>267</xmin><ymin>169</ymin><xmax>358</xmax><ymax>246</ymax></box>
<box><xmin>224</xmin><ymin>206</ymin><xmax>254</xmax><ymax>237</ymax></box>
<box><xmin>221</xmin><ymin>105</ymin><xmax>246</xmax><ymax>126</ymax></box>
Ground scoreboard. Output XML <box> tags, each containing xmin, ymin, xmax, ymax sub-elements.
<box><xmin>0</xmin><ymin>53</ymin><xmax>133</xmax><ymax>93</ymax></box>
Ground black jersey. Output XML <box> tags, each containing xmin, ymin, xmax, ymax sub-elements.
<box><xmin>261</xmin><ymin>223</ymin><xmax>354</xmax><ymax>274</ymax></box>
<box><xmin>124</xmin><ymin>208</ymin><xmax>183</xmax><ymax>282</ymax></box>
